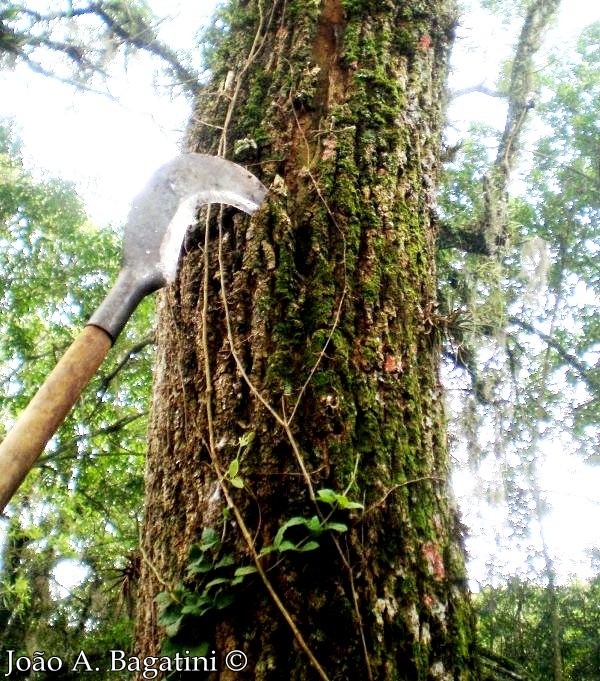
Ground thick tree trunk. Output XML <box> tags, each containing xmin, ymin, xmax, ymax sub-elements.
<box><xmin>135</xmin><ymin>1</ymin><xmax>479</xmax><ymax>679</ymax></box>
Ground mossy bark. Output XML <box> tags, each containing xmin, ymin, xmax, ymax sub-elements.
<box><xmin>135</xmin><ymin>1</ymin><xmax>479</xmax><ymax>679</ymax></box>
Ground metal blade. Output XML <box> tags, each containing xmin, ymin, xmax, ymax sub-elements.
<box><xmin>87</xmin><ymin>154</ymin><xmax>268</xmax><ymax>340</ymax></box>
<box><xmin>125</xmin><ymin>153</ymin><xmax>267</xmax><ymax>283</ymax></box>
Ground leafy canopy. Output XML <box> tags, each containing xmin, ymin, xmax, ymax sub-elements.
<box><xmin>0</xmin><ymin>121</ymin><xmax>153</xmax><ymax>663</ymax></box>
<box><xmin>0</xmin><ymin>0</ymin><xmax>198</xmax><ymax>93</ymax></box>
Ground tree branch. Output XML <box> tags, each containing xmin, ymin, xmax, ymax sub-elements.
<box><xmin>99</xmin><ymin>334</ymin><xmax>155</xmax><ymax>391</ymax></box>
<box><xmin>436</xmin><ymin>219</ymin><xmax>492</xmax><ymax>255</ymax></box>
<box><xmin>481</xmin><ymin>0</ymin><xmax>560</xmax><ymax>253</ymax></box>
<box><xmin>86</xmin><ymin>2</ymin><xmax>198</xmax><ymax>92</ymax></box>
<box><xmin>1</xmin><ymin>2</ymin><xmax>199</xmax><ymax>94</ymax></box>
<box><xmin>38</xmin><ymin>411</ymin><xmax>148</xmax><ymax>464</ymax></box>
<box><xmin>508</xmin><ymin>315</ymin><xmax>600</xmax><ymax>392</ymax></box>
<box><xmin>451</xmin><ymin>82</ymin><xmax>503</xmax><ymax>99</ymax></box>
<box><xmin>440</xmin><ymin>0</ymin><xmax>561</xmax><ymax>255</ymax></box>
<box><xmin>13</xmin><ymin>51</ymin><xmax>113</xmax><ymax>97</ymax></box>
<box><xmin>479</xmin><ymin>647</ymin><xmax>530</xmax><ymax>681</ymax></box>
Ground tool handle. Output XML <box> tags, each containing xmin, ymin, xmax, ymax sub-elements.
<box><xmin>0</xmin><ymin>325</ymin><xmax>112</xmax><ymax>511</ymax></box>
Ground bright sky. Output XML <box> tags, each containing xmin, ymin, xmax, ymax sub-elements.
<box><xmin>0</xmin><ymin>1</ymin><xmax>218</xmax><ymax>225</ymax></box>
<box><xmin>1</xmin><ymin>1</ymin><xmax>599</xmax><ymax>587</ymax></box>
<box><xmin>448</xmin><ymin>1</ymin><xmax>600</xmax><ymax>586</ymax></box>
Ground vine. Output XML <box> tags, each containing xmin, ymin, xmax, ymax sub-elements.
<box><xmin>194</xmin><ymin>2</ymin><xmax>334</xmax><ymax>680</ymax></box>
<box><xmin>152</xmin><ymin>2</ymin><xmax>372</xmax><ymax>679</ymax></box>
<box><xmin>155</xmin><ymin>489</ymin><xmax>364</xmax><ymax>654</ymax></box>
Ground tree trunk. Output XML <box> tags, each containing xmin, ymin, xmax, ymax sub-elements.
<box><xmin>135</xmin><ymin>1</ymin><xmax>479</xmax><ymax>679</ymax></box>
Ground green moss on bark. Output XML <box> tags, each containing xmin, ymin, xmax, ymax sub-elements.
<box><xmin>137</xmin><ymin>1</ymin><xmax>478</xmax><ymax>678</ymax></box>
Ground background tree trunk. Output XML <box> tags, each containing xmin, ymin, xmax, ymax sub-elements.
<box><xmin>135</xmin><ymin>1</ymin><xmax>479</xmax><ymax>678</ymax></box>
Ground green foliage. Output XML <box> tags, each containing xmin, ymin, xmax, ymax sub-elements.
<box><xmin>478</xmin><ymin>0</ymin><xmax>530</xmax><ymax>20</ymax></box>
<box><xmin>0</xmin><ymin>1</ymin><xmax>197</xmax><ymax>93</ymax></box>
<box><xmin>155</xmin><ymin>527</ymin><xmax>257</xmax><ymax>649</ymax></box>
<box><xmin>224</xmin><ymin>431</ymin><xmax>255</xmax><ymax>489</ymax></box>
<box><xmin>0</xmin><ymin>122</ymin><xmax>152</xmax><ymax>663</ymax></box>
<box><xmin>259</xmin><ymin>489</ymin><xmax>362</xmax><ymax>556</ymax></box>
<box><xmin>316</xmin><ymin>487</ymin><xmax>364</xmax><ymax>511</ymax></box>
<box><xmin>438</xmin><ymin>20</ymin><xmax>600</xmax><ymax>567</ymax></box>
<box><xmin>156</xmin><ymin>488</ymin><xmax>363</xmax><ymax>650</ymax></box>
<box><xmin>260</xmin><ymin>515</ymin><xmax>341</xmax><ymax>556</ymax></box>
<box><xmin>477</xmin><ymin>575</ymin><xmax>600</xmax><ymax>680</ymax></box>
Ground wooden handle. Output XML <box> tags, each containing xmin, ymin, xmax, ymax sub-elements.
<box><xmin>0</xmin><ymin>325</ymin><xmax>112</xmax><ymax>511</ymax></box>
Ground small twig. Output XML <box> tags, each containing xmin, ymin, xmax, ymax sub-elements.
<box><xmin>196</xmin><ymin>4</ymin><xmax>330</xmax><ymax>678</ymax></box>
<box><xmin>38</xmin><ymin>412</ymin><xmax>147</xmax><ymax>463</ymax></box>
<box><xmin>451</xmin><ymin>82</ymin><xmax>503</xmax><ymax>99</ymax></box>
<box><xmin>139</xmin><ymin>541</ymin><xmax>171</xmax><ymax>590</ymax></box>
<box><xmin>280</xmin><ymin>399</ymin><xmax>318</xmax><ymax>502</ymax></box>
<box><xmin>343</xmin><ymin>453</ymin><xmax>361</xmax><ymax>497</ymax></box>
<box><xmin>508</xmin><ymin>315</ymin><xmax>599</xmax><ymax>392</ymax></box>
<box><xmin>100</xmin><ymin>334</ymin><xmax>155</xmax><ymax>391</ymax></box>
<box><xmin>18</xmin><ymin>53</ymin><xmax>115</xmax><ymax>98</ymax></box>
<box><xmin>365</xmin><ymin>477</ymin><xmax>447</xmax><ymax>516</ymax></box>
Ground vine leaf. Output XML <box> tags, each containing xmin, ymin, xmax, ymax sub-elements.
<box><xmin>316</xmin><ymin>488</ymin><xmax>364</xmax><ymax>510</ymax></box>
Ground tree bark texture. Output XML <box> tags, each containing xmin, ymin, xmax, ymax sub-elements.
<box><xmin>136</xmin><ymin>1</ymin><xmax>479</xmax><ymax>679</ymax></box>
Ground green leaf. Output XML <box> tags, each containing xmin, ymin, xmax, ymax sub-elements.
<box><xmin>189</xmin><ymin>643</ymin><xmax>211</xmax><ymax>657</ymax></box>
<box><xmin>316</xmin><ymin>488</ymin><xmax>338</xmax><ymax>505</ymax></box>
<box><xmin>214</xmin><ymin>592</ymin><xmax>235</xmax><ymax>610</ymax></box>
<box><xmin>258</xmin><ymin>544</ymin><xmax>277</xmax><ymax>557</ymax></box>
<box><xmin>161</xmin><ymin>639</ymin><xmax>210</xmax><ymax>658</ymax></box>
<box><xmin>181</xmin><ymin>602</ymin><xmax>211</xmax><ymax>617</ymax></box>
<box><xmin>227</xmin><ymin>458</ymin><xmax>239</xmax><ymax>478</ymax></box>
<box><xmin>238</xmin><ymin>431</ymin><xmax>255</xmax><ymax>449</ymax></box>
<box><xmin>205</xmin><ymin>577</ymin><xmax>231</xmax><ymax>590</ymax></box>
<box><xmin>273</xmin><ymin>516</ymin><xmax>310</xmax><ymax>548</ymax></box>
<box><xmin>199</xmin><ymin>527</ymin><xmax>220</xmax><ymax>552</ymax></box>
<box><xmin>230</xmin><ymin>475</ymin><xmax>245</xmax><ymax>489</ymax></box>
<box><xmin>316</xmin><ymin>488</ymin><xmax>363</xmax><ymax>510</ymax></box>
<box><xmin>215</xmin><ymin>554</ymin><xmax>235</xmax><ymax>569</ymax></box>
<box><xmin>187</xmin><ymin>555</ymin><xmax>213</xmax><ymax>574</ymax></box>
<box><xmin>342</xmin><ymin>500</ymin><xmax>364</xmax><ymax>510</ymax></box>
<box><xmin>165</xmin><ymin>617</ymin><xmax>184</xmax><ymax>638</ymax></box>
<box><xmin>298</xmin><ymin>541</ymin><xmax>320</xmax><ymax>552</ymax></box>
<box><xmin>234</xmin><ymin>565</ymin><xmax>258</xmax><ymax>578</ymax></box>
<box><xmin>154</xmin><ymin>590</ymin><xmax>176</xmax><ymax>609</ymax></box>
<box><xmin>306</xmin><ymin>515</ymin><xmax>322</xmax><ymax>534</ymax></box>
<box><xmin>277</xmin><ymin>540</ymin><xmax>298</xmax><ymax>553</ymax></box>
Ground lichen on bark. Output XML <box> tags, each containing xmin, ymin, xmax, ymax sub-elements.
<box><xmin>135</xmin><ymin>1</ymin><xmax>480</xmax><ymax>679</ymax></box>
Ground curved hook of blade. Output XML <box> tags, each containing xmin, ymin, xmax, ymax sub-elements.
<box><xmin>126</xmin><ymin>154</ymin><xmax>268</xmax><ymax>282</ymax></box>
<box><xmin>87</xmin><ymin>154</ymin><xmax>268</xmax><ymax>341</ymax></box>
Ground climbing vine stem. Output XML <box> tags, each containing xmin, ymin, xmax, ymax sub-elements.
<box><xmin>193</xmin><ymin>2</ymin><xmax>332</xmax><ymax>679</ymax></box>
